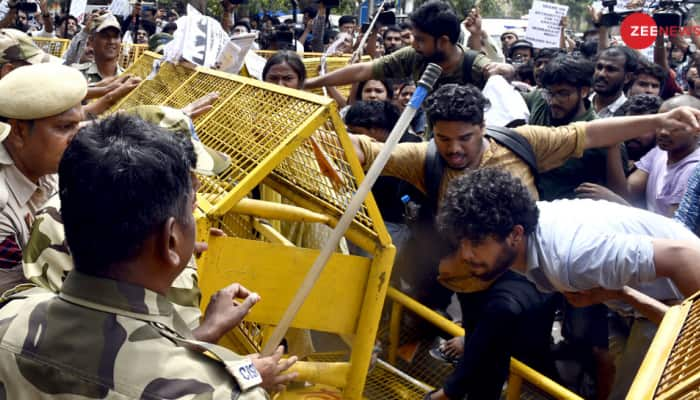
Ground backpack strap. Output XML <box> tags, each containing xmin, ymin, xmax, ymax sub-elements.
<box><xmin>485</xmin><ymin>126</ymin><xmax>538</xmax><ymax>175</ymax></box>
<box><xmin>424</xmin><ymin>127</ymin><xmax>539</xmax><ymax>214</ymax></box>
<box><xmin>424</xmin><ymin>139</ymin><xmax>446</xmax><ymax>214</ymax></box>
<box><xmin>461</xmin><ymin>48</ymin><xmax>479</xmax><ymax>86</ymax></box>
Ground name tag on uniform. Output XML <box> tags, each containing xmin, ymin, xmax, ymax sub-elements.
<box><xmin>230</xmin><ymin>358</ymin><xmax>263</xmax><ymax>391</ymax></box>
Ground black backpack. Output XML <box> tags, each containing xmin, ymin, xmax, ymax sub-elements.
<box><xmin>424</xmin><ymin>126</ymin><xmax>540</xmax><ymax>214</ymax></box>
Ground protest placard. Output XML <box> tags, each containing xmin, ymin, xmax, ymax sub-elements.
<box><xmin>164</xmin><ymin>4</ymin><xmax>229</xmax><ymax>68</ymax></box>
<box><xmin>524</xmin><ymin>1</ymin><xmax>568</xmax><ymax>49</ymax></box>
<box><xmin>217</xmin><ymin>33</ymin><xmax>257</xmax><ymax>74</ymax></box>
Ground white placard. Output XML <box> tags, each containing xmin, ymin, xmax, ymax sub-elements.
<box><xmin>216</xmin><ymin>33</ymin><xmax>257</xmax><ymax>74</ymax></box>
<box><xmin>524</xmin><ymin>1</ymin><xmax>568</xmax><ymax>49</ymax></box>
<box><xmin>244</xmin><ymin>51</ymin><xmax>267</xmax><ymax>80</ymax></box>
<box><xmin>108</xmin><ymin>0</ymin><xmax>131</xmax><ymax>18</ymax></box>
<box><xmin>70</xmin><ymin>0</ymin><xmax>88</xmax><ymax>23</ymax></box>
<box><xmin>164</xmin><ymin>4</ymin><xmax>230</xmax><ymax>68</ymax></box>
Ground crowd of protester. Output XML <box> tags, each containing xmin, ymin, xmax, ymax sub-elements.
<box><xmin>1</xmin><ymin>0</ymin><xmax>700</xmax><ymax>399</ymax></box>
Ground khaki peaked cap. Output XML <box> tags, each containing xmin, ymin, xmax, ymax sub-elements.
<box><xmin>0</xmin><ymin>63</ymin><xmax>87</xmax><ymax>121</ymax></box>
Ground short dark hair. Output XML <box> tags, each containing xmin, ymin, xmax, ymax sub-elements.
<box><xmin>424</xmin><ymin>83</ymin><xmax>490</xmax><ymax>126</ymax></box>
<box><xmin>344</xmin><ymin>100</ymin><xmax>400</xmax><ymax>131</ymax></box>
<box><xmin>262</xmin><ymin>50</ymin><xmax>306</xmax><ymax>87</ymax></box>
<box><xmin>303</xmin><ymin>6</ymin><xmax>317</xmax><ymax>18</ymax></box>
<box><xmin>383</xmin><ymin>25</ymin><xmax>402</xmax><ymax>40</ymax></box>
<box><xmin>409</xmin><ymin>0</ymin><xmax>460</xmax><ymax>44</ymax></box>
<box><xmin>355</xmin><ymin>79</ymin><xmax>394</xmax><ymax>101</ymax></box>
<box><xmin>633</xmin><ymin>60</ymin><xmax>666</xmax><ymax>85</ymax></box>
<box><xmin>398</xmin><ymin>21</ymin><xmax>412</xmax><ymax>31</ymax></box>
<box><xmin>437</xmin><ymin>168</ymin><xmax>539</xmax><ymax>244</ymax></box>
<box><xmin>534</xmin><ymin>47</ymin><xmax>566</xmax><ymax>63</ymax></box>
<box><xmin>233</xmin><ymin>20</ymin><xmax>252</xmax><ymax>33</ymax></box>
<box><xmin>162</xmin><ymin>22</ymin><xmax>177</xmax><ymax>35</ymax></box>
<box><xmin>339</xmin><ymin>15</ymin><xmax>356</xmax><ymax>26</ymax></box>
<box><xmin>578</xmin><ymin>40</ymin><xmax>599</xmax><ymax>59</ymax></box>
<box><xmin>515</xmin><ymin>62</ymin><xmax>535</xmax><ymax>86</ymax></box>
<box><xmin>59</xmin><ymin>114</ymin><xmax>194</xmax><ymax>275</ymax></box>
<box><xmin>598</xmin><ymin>45</ymin><xmax>639</xmax><ymax>73</ymax></box>
<box><xmin>617</xmin><ymin>94</ymin><xmax>662</xmax><ymax>116</ymax></box>
<box><xmin>540</xmin><ymin>55</ymin><xmax>594</xmax><ymax>88</ymax></box>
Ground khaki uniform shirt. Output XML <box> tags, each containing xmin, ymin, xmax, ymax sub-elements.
<box><xmin>0</xmin><ymin>144</ymin><xmax>56</xmax><ymax>288</ymax></box>
<box><xmin>71</xmin><ymin>61</ymin><xmax>125</xmax><ymax>85</ymax></box>
<box><xmin>0</xmin><ymin>272</ymin><xmax>268</xmax><ymax>399</ymax></box>
<box><xmin>356</xmin><ymin>123</ymin><xmax>588</xmax><ymax>202</ymax></box>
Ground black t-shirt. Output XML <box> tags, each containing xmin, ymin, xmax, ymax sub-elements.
<box><xmin>443</xmin><ymin>271</ymin><xmax>558</xmax><ymax>400</ymax></box>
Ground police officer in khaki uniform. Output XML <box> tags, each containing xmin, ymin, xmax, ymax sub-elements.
<box><xmin>71</xmin><ymin>13</ymin><xmax>124</xmax><ymax>84</ymax></box>
<box><xmin>0</xmin><ymin>109</ymin><xmax>297</xmax><ymax>398</ymax></box>
<box><xmin>0</xmin><ymin>28</ymin><xmax>52</xmax><ymax>78</ymax></box>
<box><xmin>22</xmin><ymin>105</ymin><xmax>231</xmax><ymax>328</ymax></box>
<box><xmin>0</xmin><ymin>63</ymin><xmax>85</xmax><ymax>293</ymax></box>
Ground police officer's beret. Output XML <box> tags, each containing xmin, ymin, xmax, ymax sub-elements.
<box><xmin>0</xmin><ymin>64</ymin><xmax>87</xmax><ymax>121</ymax></box>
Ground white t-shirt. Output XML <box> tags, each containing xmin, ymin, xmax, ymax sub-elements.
<box><xmin>524</xmin><ymin>199</ymin><xmax>698</xmax><ymax>313</ymax></box>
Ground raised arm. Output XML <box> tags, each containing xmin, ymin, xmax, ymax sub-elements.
<box><xmin>463</xmin><ymin>8</ymin><xmax>482</xmax><ymax>52</ymax></box>
<box><xmin>304</xmin><ymin>62</ymin><xmax>373</xmax><ymax>89</ymax></box>
<box><xmin>583</xmin><ymin>106</ymin><xmax>700</xmax><ymax>149</ymax></box>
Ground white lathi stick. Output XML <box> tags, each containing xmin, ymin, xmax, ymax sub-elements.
<box><xmin>262</xmin><ymin>63</ymin><xmax>444</xmax><ymax>356</ymax></box>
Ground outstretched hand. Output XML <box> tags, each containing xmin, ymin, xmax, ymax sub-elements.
<box><xmin>182</xmin><ymin>92</ymin><xmax>220</xmax><ymax>119</ymax></box>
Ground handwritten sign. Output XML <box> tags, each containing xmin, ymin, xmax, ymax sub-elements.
<box><xmin>525</xmin><ymin>1</ymin><xmax>568</xmax><ymax>49</ymax></box>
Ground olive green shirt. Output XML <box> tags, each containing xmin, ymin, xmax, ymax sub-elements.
<box><xmin>521</xmin><ymin>89</ymin><xmax>615</xmax><ymax>201</ymax></box>
<box><xmin>371</xmin><ymin>44</ymin><xmax>491</xmax><ymax>89</ymax></box>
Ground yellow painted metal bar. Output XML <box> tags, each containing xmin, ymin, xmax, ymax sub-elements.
<box><xmin>288</xmin><ymin>361</ymin><xmax>350</xmax><ymax>388</ymax></box>
<box><xmin>506</xmin><ymin>373</ymin><xmax>523</xmax><ymax>400</ymax></box>
<box><xmin>261</xmin><ymin>176</ymin><xmax>379</xmax><ymax>254</ymax></box>
<box><xmin>190</xmin><ymin>73</ymin><xmax>247</xmax><ymax>130</ymax></box>
<box><xmin>209</xmin><ymin>107</ymin><xmax>328</xmax><ymax>216</ymax></box>
<box><xmin>161</xmin><ymin>70</ymin><xmax>209</xmax><ymax>106</ymax></box>
<box><xmin>628</xmin><ymin>303</ymin><xmax>691</xmax><ymax>400</ymax></box>
<box><xmin>386</xmin><ymin>286</ymin><xmax>584</xmax><ymax>400</ymax></box>
<box><xmin>388</xmin><ymin>300</ymin><xmax>402</xmax><ymax>365</ymax></box>
<box><xmin>387</xmin><ymin>287</ymin><xmax>462</xmax><ymax>337</ymax></box>
<box><xmin>252</xmin><ymin>218</ymin><xmax>295</xmax><ymax>247</ymax></box>
<box><xmin>259</xmin><ymin>186</ymin><xmax>282</xmax><ymax>232</ymax></box>
<box><xmin>327</xmin><ymin>106</ymin><xmax>392</xmax><ymax>248</ymax></box>
<box><xmin>510</xmin><ymin>359</ymin><xmax>582</xmax><ymax>400</ymax></box>
<box><xmin>658</xmin><ymin>372</ymin><xmax>700</xmax><ymax>400</ymax></box>
<box><xmin>232</xmin><ymin>198</ymin><xmax>332</xmax><ymax>224</ymax></box>
<box><xmin>345</xmin><ymin>245</ymin><xmax>396</xmax><ymax>398</ymax></box>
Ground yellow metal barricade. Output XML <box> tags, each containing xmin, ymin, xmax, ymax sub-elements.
<box><xmin>385</xmin><ymin>287</ymin><xmax>584</xmax><ymax>400</ymax></box>
<box><xmin>106</xmin><ymin>60</ymin><xmax>581</xmax><ymax>399</ymax></box>
<box><xmin>31</xmin><ymin>37</ymin><xmax>69</xmax><ymax>57</ymax></box>
<box><xmin>628</xmin><ymin>291</ymin><xmax>700</xmax><ymax>399</ymax></box>
<box><xmin>117</xmin><ymin>43</ymin><xmax>147</xmax><ymax>70</ymax></box>
<box><xmin>256</xmin><ymin>50</ymin><xmax>325</xmax><ymax>59</ymax></box>
<box><xmin>119</xmin><ymin>50</ymin><xmax>161</xmax><ymax>79</ymax></box>
<box><xmin>303</xmin><ymin>55</ymin><xmax>370</xmax><ymax>99</ymax></box>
